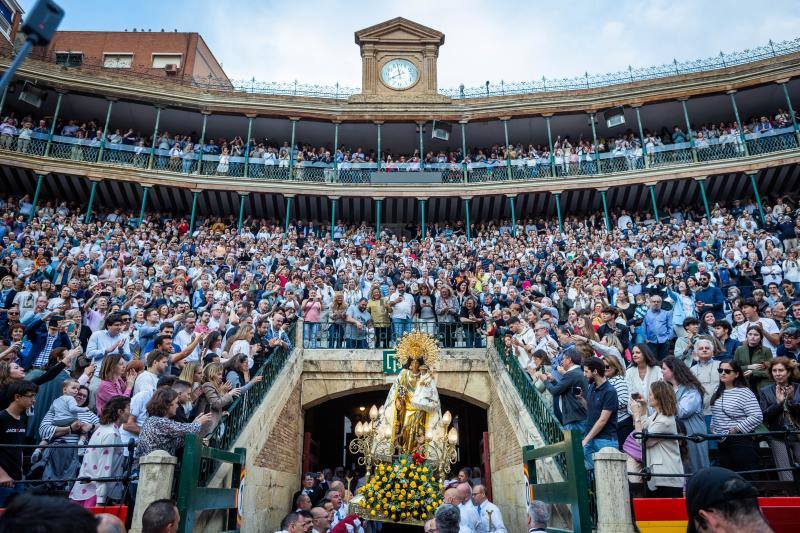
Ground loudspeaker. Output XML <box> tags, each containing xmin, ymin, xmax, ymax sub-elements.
<box><xmin>603</xmin><ymin>107</ymin><xmax>626</xmax><ymax>128</ymax></box>
<box><xmin>431</xmin><ymin>120</ymin><xmax>451</xmax><ymax>141</ymax></box>
<box><xmin>18</xmin><ymin>82</ymin><xmax>45</xmax><ymax>108</ymax></box>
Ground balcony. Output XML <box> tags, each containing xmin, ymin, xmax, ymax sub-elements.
<box><xmin>1</xmin><ymin>127</ymin><xmax>798</xmax><ymax>197</ymax></box>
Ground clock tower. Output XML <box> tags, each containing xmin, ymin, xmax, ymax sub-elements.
<box><xmin>353</xmin><ymin>17</ymin><xmax>447</xmax><ymax>101</ymax></box>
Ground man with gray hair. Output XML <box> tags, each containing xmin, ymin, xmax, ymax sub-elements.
<box><xmin>435</xmin><ymin>503</ymin><xmax>466</xmax><ymax>533</ymax></box>
<box><xmin>533</xmin><ymin>320</ymin><xmax>559</xmax><ymax>359</ymax></box>
<box><xmin>528</xmin><ymin>500</ymin><xmax>550</xmax><ymax>533</ymax></box>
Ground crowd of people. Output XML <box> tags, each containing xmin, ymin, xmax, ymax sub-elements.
<box><xmin>0</xmin><ymin>104</ymin><xmax>796</xmax><ymax>178</ymax></box>
<box><xmin>0</xmin><ymin>150</ymin><xmax>796</xmax><ymax>528</ymax></box>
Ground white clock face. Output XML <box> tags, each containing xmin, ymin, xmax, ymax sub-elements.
<box><xmin>380</xmin><ymin>59</ymin><xmax>419</xmax><ymax>90</ymax></box>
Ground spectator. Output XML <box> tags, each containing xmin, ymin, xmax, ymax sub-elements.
<box><xmin>690</xmin><ymin>338</ymin><xmax>721</xmax><ymax>430</ymax></box>
<box><xmin>642</xmin><ymin>295</ymin><xmax>674</xmax><ymax>360</ymax></box>
<box><xmin>661</xmin><ymin>356</ymin><xmax>710</xmax><ymax>473</ymax></box>
<box><xmin>628</xmin><ymin>381</ymin><xmax>684</xmax><ymax>497</ymax></box>
<box><xmin>366</xmin><ymin>287</ymin><xmax>391</xmax><ymax>349</ymax></box>
<box><xmin>624</xmin><ymin>344</ymin><xmax>664</xmax><ymax>416</ymax></box>
<box><xmin>223</xmin><ymin>353</ymin><xmax>263</xmax><ymax>391</ymax></box>
<box><xmin>344</xmin><ymin>298</ymin><xmax>371</xmax><ymax>349</ymax></box>
<box><xmin>0</xmin><ymin>380</ymin><xmax>37</xmax><ymax>505</ymax></box>
<box><xmin>711</xmin><ymin>320</ymin><xmax>739</xmax><ymax>362</ymax></box>
<box><xmin>194</xmin><ymin>362</ymin><xmax>240</xmax><ymax>433</ymax></box>
<box><xmin>141</xmin><ymin>498</ymin><xmax>181</xmax><ymax>533</ymax></box>
<box><xmin>388</xmin><ymin>281</ymin><xmax>414</xmax><ymax>345</ymax></box>
<box><xmin>21</xmin><ymin>315</ymin><xmax>72</xmax><ymax>375</ymax></box>
<box><xmin>710</xmin><ymin>361</ymin><xmax>764</xmax><ymax>475</ymax></box>
<box><xmin>685</xmin><ymin>467</ymin><xmax>773</xmax><ymax>533</ymax></box>
<box><xmin>540</xmin><ymin>348</ymin><xmax>588</xmax><ymax>433</ymax></box>
<box><xmin>603</xmin><ymin>355</ymin><xmax>633</xmax><ymax>447</ymax></box>
<box><xmin>434</xmin><ymin>503</ymin><xmax>460</xmax><ymax>533</ymax></box>
<box><xmin>674</xmin><ymin>317</ymin><xmax>701</xmax><ymax>366</ymax></box>
<box><xmin>694</xmin><ymin>272</ymin><xmax>725</xmax><ymax>320</ymax></box>
<box><xmin>86</xmin><ymin>314</ymin><xmax>132</xmax><ymax>379</ymax></box>
<box><xmin>580</xmin><ymin>357</ymin><xmax>618</xmax><ymax>470</ymax></box>
<box><xmin>136</xmin><ymin>387</ymin><xmax>212</xmax><ymax>459</ymax></box>
<box><xmin>733</xmin><ymin>325</ymin><xmax>773</xmax><ymax>393</ymax></box>
<box><xmin>69</xmin><ymin>395</ymin><xmax>130</xmax><ymax>507</ymax></box>
<box><xmin>95</xmin><ymin>354</ymin><xmax>137</xmax><ymax>415</ymax></box>
<box><xmin>733</xmin><ymin>298</ymin><xmax>780</xmax><ymax>355</ymax></box>
<box><xmin>758</xmin><ymin>357</ymin><xmax>800</xmax><ymax>482</ymax></box>
<box><xmin>527</xmin><ymin>500</ymin><xmax>550</xmax><ymax>533</ymax></box>
<box><xmin>0</xmin><ymin>494</ymin><xmax>99</xmax><ymax>533</ymax></box>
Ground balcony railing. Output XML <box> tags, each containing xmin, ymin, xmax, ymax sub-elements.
<box><xmin>1</xmin><ymin>127</ymin><xmax>798</xmax><ymax>185</ymax></box>
<box><xmin>11</xmin><ymin>38</ymin><xmax>800</xmax><ymax>100</ymax></box>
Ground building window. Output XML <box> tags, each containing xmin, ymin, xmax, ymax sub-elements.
<box><xmin>152</xmin><ymin>54</ymin><xmax>182</xmax><ymax>69</ymax></box>
<box><xmin>103</xmin><ymin>54</ymin><xmax>133</xmax><ymax>69</ymax></box>
<box><xmin>0</xmin><ymin>0</ymin><xmax>15</xmax><ymax>41</ymax></box>
<box><xmin>55</xmin><ymin>52</ymin><xmax>83</xmax><ymax>67</ymax></box>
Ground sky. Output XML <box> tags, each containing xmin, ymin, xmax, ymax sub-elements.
<box><xmin>20</xmin><ymin>0</ymin><xmax>800</xmax><ymax>89</ymax></box>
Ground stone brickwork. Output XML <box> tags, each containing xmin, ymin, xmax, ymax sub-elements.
<box><xmin>257</xmin><ymin>383</ymin><xmax>301</xmax><ymax>471</ymax></box>
<box><xmin>487</xmin><ymin>387</ymin><xmax>523</xmax><ymax>472</ymax></box>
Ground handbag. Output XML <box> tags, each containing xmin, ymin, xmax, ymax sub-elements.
<box><xmin>623</xmin><ymin>431</ymin><xmax>643</xmax><ymax>463</ymax></box>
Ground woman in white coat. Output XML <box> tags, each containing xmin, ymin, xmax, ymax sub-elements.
<box><xmin>625</xmin><ymin>344</ymin><xmax>663</xmax><ymax>416</ymax></box>
<box><xmin>628</xmin><ymin>381</ymin><xmax>685</xmax><ymax>497</ymax></box>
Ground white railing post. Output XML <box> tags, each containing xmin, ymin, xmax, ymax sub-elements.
<box><xmin>593</xmin><ymin>447</ymin><xmax>635</xmax><ymax>532</ymax></box>
<box><xmin>129</xmin><ymin>451</ymin><xmax>178</xmax><ymax>533</ymax></box>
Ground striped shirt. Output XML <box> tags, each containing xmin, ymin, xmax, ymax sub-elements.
<box><xmin>710</xmin><ymin>387</ymin><xmax>763</xmax><ymax>435</ymax></box>
<box><xmin>608</xmin><ymin>375</ymin><xmax>631</xmax><ymax>422</ymax></box>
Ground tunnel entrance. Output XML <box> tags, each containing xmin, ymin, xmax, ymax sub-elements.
<box><xmin>303</xmin><ymin>388</ymin><xmax>490</xmax><ymax>501</ymax></box>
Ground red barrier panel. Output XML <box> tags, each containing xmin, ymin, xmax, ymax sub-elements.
<box><xmin>633</xmin><ymin>498</ymin><xmax>800</xmax><ymax>533</ymax></box>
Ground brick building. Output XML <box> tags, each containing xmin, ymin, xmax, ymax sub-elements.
<box><xmin>0</xmin><ymin>0</ymin><xmax>22</xmax><ymax>46</ymax></box>
<box><xmin>31</xmin><ymin>30</ymin><xmax>230</xmax><ymax>87</ymax></box>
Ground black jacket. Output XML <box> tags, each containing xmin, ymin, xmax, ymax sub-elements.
<box><xmin>544</xmin><ymin>367</ymin><xmax>588</xmax><ymax>426</ymax></box>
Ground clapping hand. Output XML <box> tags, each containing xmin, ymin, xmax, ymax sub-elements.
<box><xmin>221</xmin><ymin>381</ymin><xmax>233</xmax><ymax>394</ymax></box>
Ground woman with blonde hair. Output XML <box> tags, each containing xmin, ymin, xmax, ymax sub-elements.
<box><xmin>222</xmin><ymin>323</ymin><xmax>254</xmax><ymax>367</ymax></box>
<box><xmin>179</xmin><ymin>361</ymin><xmax>204</xmax><ymax>405</ymax></box>
<box><xmin>193</xmin><ymin>362</ymin><xmax>240</xmax><ymax>433</ymax></box>
<box><xmin>328</xmin><ymin>292</ymin><xmax>347</xmax><ymax>349</ymax></box>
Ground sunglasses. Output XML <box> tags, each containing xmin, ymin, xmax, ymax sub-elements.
<box><xmin>717</xmin><ymin>368</ymin><xmax>735</xmax><ymax>375</ymax></box>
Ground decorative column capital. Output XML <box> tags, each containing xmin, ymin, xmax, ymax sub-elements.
<box><xmin>458</xmin><ymin>118</ymin><xmax>470</xmax><ymax>124</ymax></box>
<box><xmin>200</xmin><ymin>109</ymin><xmax>212</xmax><ymax>116</ymax></box>
<box><xmin>244</xmin><ymin>113</ymin><xmax>258</xmax><ymax>119</ymax></box>
<box><xmin>692</xmin><ymin>176</ymin><xmax>708</xmax><ymax>182</ymax></box>
<box><xmin>725</xmin><ymin>89</ymin><xmax>738</xmax><ymax>95</ymax></box>
<box><xmin>775</xmin><ymin>78</ymin><xmax>791</xmax><ymax>85</ymax></box>
<box><xmin>504</xmin><ymin>193</ymin><xmax>517</xmax><ymax>199</ymax></box>
<box><xmin>88</xmin><ymin>176</ymin><xmax>103</xmax><ymax>183</ymax></box>
<box><xmin>288</xmin><ymin>116</ymin><xmax>301</xmax><ymax>122</ymax></box>
<box><xmin>237</xmin><ymin>191</ymin><xmax>250</xmax><ymax>197</ymax></box>
<box><xmin>191</xmin><ymin>188</ymin><xmax>203</xmax><ymax>194</ymax></box>
<box><xmin>541</xmin><ymin>113</ymin><xmax>554</xmax><ymax>118</ymax></box>
<box><xmin>373</xmin><ymin>197</ymin><xmax>385</xmax><ymax>201</ymax></box>
<box><xmin>283</xmin><ymin>193</ymin><xmax>296</xmax><ymax>199</ymax></box>
<box><xmin>328</xmin><ymin>196</ymin><xmax>341</xmax><ymax>201</ymax></box>
<box><xmin>460</xmin><ymin>196</ymin><xmax>473</xmax><ymax>201</ymax></box>
<box><xmin>373</xmin><ymin>120</ymin><xmax>384</xmax><ymax>125</ymax></box>
<box><xmin>498</xmin><ymin>116</ymin><xmax>512</xmax><ymax>122</ymax></box>
<box><xmin>596</xmin><ymin>187</ymin><xmax>609</xmax><ymax>193</ymax></box>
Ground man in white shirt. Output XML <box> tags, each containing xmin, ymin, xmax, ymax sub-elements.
<box><xmin>472</xmin><ymin>484</ymin><xmax>507</xmax><ymax>532</ymax></box>
<box><xmin>457</xmin><ymin>483</ymin><xmax>486</xmax><ymax>533</ymax></box>
<box><xmin>388</xmin><ymin>281</ymin><xmax>415</xmax><ymax>346</ymax></box>
<box><xmin>327</xmin><ymin>489</ymin><xmax>348</xmax><ymax>529</ymax></box>
<box><xmin>732</xmin><ymin>298</ymin><xmax>781</xmax><ymax>355</ymax></box>
<box><xmin>174</xmin><ymin>313</ymin><xmax>201</xmax><ymax>362</ymax></box>
<box><xmin>132</xmin><ymin>350</ymin><xmax>168</xmax><ymax>396</ymax></box>
<box><xmin>509</xmin><ymin>317</ymin><xmax>536</xmax><ymax>369</ymax></box>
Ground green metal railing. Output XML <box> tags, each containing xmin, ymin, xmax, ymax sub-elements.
<box><xmin>176</xmin><ymin>433</ymin><xmax>246</xmax><ymax>533</ymax></box>
<box><xmin>523</xmin><ymin>429</ymin><xmax>592</xmax><ymax>533</ymax></box>
<box><xmin>1</xmin><ymin>129</ymin><xmax>798</xmax><ymax>187</ymax></box>
<box><xmin>205</xmin><ymin>323</ymin><xmax>296</xmax><ymax>457</ymax></box>
<box><xmin>493</xmin><ymin>336</ymin><xmax>567</xmax><ymax>475</ymax></box>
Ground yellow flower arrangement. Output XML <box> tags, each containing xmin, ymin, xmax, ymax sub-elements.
<box><xmin>354</xmin><ymin>454</ymin><xmax>443</xmax><ymax>523</ymax></box>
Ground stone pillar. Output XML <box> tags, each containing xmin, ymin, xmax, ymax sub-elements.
<box><xmin>130</xmin><ymin>451</ymin><xmax>178</xmax><ymax>533</ymax></box>
<box><xmin>593</xmin><ymin>447</ymin><xmax>634</xmax><ymax>533</ymax></box>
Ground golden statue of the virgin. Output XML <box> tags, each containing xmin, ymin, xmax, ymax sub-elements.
<box><xmin>373</xmin><ymin>331</ymin><xmax>444</xmax><ymax>458</ymax></box>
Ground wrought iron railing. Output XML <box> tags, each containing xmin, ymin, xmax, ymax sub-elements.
<box><xmin>16</xmin><ymin>38</ymin><xmax>800</xmax><ymax>99</ymax></box>
<box><xmin>1</xmin><ymin>128</ymin><xmax>798</xmax><ymax>186</ymax></box>
<box><xmin>303</xmin><ymin>320</ymin><xmax>487</xmax><ymax>350</ymax></box>
<box><xmin>204</xmin><ymin>323</ymin><xmax>296</xmax><ymax>455</ymax></box>
<box><xmin>493</xmin><ymin>335</ymin><xmax>566</xmax><ymax>475</ymax></box>
<box><xmin>10</xmin><ymin>38</ymin><xmax>800</xmax><ymax>99</ymax></box>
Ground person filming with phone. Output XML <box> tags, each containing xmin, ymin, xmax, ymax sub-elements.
<box><xmin>538</xmin><ymin>347</ymin><xmax>588</xmax><ymax>434</ymax></box>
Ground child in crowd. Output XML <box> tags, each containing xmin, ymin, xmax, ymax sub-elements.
<box><xmin>33</xmin><ymin>379</ymin><xmax>94</xmax><ymax>460</ymax></box>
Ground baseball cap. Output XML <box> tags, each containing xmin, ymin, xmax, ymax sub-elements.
<box><xmin>685</xmin><ymin>467</ymin><xmax>759</xmax><ymax>532</ymax></box>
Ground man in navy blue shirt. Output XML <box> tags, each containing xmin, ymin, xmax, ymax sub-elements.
<box><xmin>580</xmin><ymin>357</ymin><xmax>618</xmax><ymax>471</ymax></box>
<box><xmin>694</xmin><ymin>273</ymin><xmax>725</xmax><ymax>320</ymax></box>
